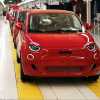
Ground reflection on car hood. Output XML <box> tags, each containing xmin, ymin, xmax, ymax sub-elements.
<box><xmin>26</xmin><ymin>32</ymin><xmax>90</xmax><ymax>49</ymax></box>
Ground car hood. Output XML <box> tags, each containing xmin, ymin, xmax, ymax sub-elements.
<box><xmin>26</xmin><ymin>32</ymin><xmax>90</xmax><ymax>49</ymax></box>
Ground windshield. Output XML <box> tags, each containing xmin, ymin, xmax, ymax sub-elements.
<box><xmin>29</xmin><ymin>13</ymin><xmax>82</xmax><ymax>33</ymax></box>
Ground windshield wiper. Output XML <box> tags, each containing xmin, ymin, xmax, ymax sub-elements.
<box><xmin>29</xmin><ymin>28</ymin><xmax>82</xmax><ymax>33</ymax></box>
<box><xmin>61</xmin><ymin>27</ymin><xmax>82</xmax><ymax>32</ymax></box>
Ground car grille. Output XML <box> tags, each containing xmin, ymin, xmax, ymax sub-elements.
<box><xmin>46</xmin><ymin>66</ymin><xmax>81</xmax><ymax>72</ymax></box>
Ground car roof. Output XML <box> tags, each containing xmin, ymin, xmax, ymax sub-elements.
<box><xmin>28</xmin><ymin>9</ymin><xmax>74</xmax><ymax>14</ymax></box>
<box><xmin>12</xmin><ymin>8</ymin><xmax>29</xmax><ymax>12</ymax></box>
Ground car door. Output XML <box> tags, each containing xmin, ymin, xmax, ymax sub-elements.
<box><xmin>12</xmin><ymin>10</ymin><xmax>19</xmax><ymax>36</ymax></box>
<box><xmin>12</xmin><ymin>11</ymin><xmax>25</xmax><ymax>43</ymax></box>
<box><xmin>16</xmin><ymin>11</ymin><xmax>26</xmax><ymax>58</ymax></box>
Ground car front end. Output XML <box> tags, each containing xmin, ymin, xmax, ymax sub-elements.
<box><xmin>20</xmin><ymin>10</ymin><xmax>100</xmax><ymax>80</ymax></box>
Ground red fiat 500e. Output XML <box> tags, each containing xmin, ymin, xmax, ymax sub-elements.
<box><xmin>15</xmin><ymin>10</ymin><xmax>100</xmax><ymax>82</ymax></box>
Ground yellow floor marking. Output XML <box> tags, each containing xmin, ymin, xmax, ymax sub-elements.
<box><xmin>88</xmin><ymin>79</ymin><xmax>100</xmax><ymax>97</ymax></box>
<box><xmin>10</xmin><ymin>36</ymin><xmax>43</xmax><ymax>100</ymax></box>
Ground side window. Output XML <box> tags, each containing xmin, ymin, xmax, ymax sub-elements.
<box><xmin>72</xmin><ymin>15</ymin><xmax>81</xmax><ymax>29</ymax></box>
<box><xmin>15</xmin><ymin>12</ymin><xmax>18</xmax><ymax>19</ymax></box>
<box><xmin>19</xmin><ymin>12</ymin><xmax>26</xmax><ymax>23</ymax></box>
<box><xmin>12</xmin><ymin>11</ymin><xmax>15</xmax><ymax>17</ymax></box>
<box><xmin>19</xmin><ymin>12</ymin><xmax>26</xmax><ymax>31</ymax></box>
<box><xmin>12</xmin><ymin>11</ymin><xmax>17</xmax><ymax>20</ymax></box>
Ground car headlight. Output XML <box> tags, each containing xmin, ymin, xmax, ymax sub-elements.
<box><xmin>29</xmin><ymin>44</ymin><xmax>40</xmax><ymax>52</ymax></box>
<box><xmin>87</xmin><ymin>43</ymin><xmax>96</xmax><ymax>52</ymax></box>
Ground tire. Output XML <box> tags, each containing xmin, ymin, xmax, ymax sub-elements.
<box><xmin>87</xmin><ymin>75</ymin><xmax>99</xmax><ymax>82</ymax></box>
<box><xmin>21</xmin><ymin>65</ymin><xmax>29</xmax><ymax>82</ymax></box>
<box><xmin>17</xmin><ymin>53</ymin><xmax>20</xmax><ymax>63</ymax></box>
<box><xmin>21</xmin><ymin>63</ymin><xmax>33</xmax><ymax>82</ymax></box>
<box><xmin>14</xmin><ymin>42</ymin><xmax>16</xmax><ymax>49</ymax></box>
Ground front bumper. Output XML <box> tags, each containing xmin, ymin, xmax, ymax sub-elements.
<box><xmin>21</xmin><ymin>55</ymin><xmax>100</xmax><ymax>77</ymax></box>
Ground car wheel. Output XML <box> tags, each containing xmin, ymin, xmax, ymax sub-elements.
<box><xmin>17</xmin><ymin>53</ymin><xmax>20</xmax><ymax>63</ymax></box>
<box><xmin>14</xmin><ymin>42</ymin><xmax>16</xmax><ymax>49</ymax></box>
<box><xmin>87</xmin><ymin>75</ymin><xmax>99</xmax><ymax>82</ymax></box>
<box><xmin>21</xmin><ymin>64</ymin><xmax>29</xmax><ymax>82</ymax></box>
<box><xmin>21</xmin><ymin>63</ymin><xmax>33</xmax><ymax>82</ymax></box>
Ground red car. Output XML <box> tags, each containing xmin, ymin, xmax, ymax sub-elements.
<box><xmin>6</xmin><ymin>4</ymin><xmax>20</xmax><ymax>23</ymax></box>
<box><xmin>12</xmin><ymin>9</ymin><xmax>28</xmax><ymax>48</ymax></box>
<box><xmin>15</xmin><ymin>10</ymin><xmax>100</xmax><ymax>82</ymax></box>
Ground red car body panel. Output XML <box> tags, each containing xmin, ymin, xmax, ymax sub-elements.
<box><xmin>15</xmin><ymin>10</ymin><xmax>100</xmax><ymax>77</ymax></box>
<box><xmin>20</xmin><ymin>34</ymin><xmax>100</xmax><ymax>77</ymax></box>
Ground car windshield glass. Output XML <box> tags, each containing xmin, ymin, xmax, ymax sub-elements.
<box><xmin>29</xmin><ymin>13</ymin><xmax>82</xmax><ymax>33</ymax></box>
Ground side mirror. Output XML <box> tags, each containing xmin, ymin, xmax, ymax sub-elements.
<box><xmin>15</xmin><ymin>22</ymin><xmax>22</xmax><ymax>30</ymax></box>
<box><xmin>84</xmin><ymin>23</ymin><xmax>94</xmax><ymax>30</ymax></box>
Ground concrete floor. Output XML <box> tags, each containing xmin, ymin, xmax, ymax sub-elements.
<box><xmin>0</xmin><ymin>18</ymin><xmax>100</xmax><ymax>100</ymax></box>
<box><xmin>0</xmin><ymin>18</ymin><xmax>17</xmax><ymax>99</ymax></box>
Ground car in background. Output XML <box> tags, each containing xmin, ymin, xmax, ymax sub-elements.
<box><xmin>6</xmin><ymin>4</ymin><xmax>22</xmax><ymax>26</ymax></box>
<box><xmin>12</xmin><ymin>9</ymin><xmax>29</xmax><ymax>48</ymax></box>
<box><xmin>14</xmin><ymin>9</ymin><xmax>100</xmax><ymax>82</ymax></box>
